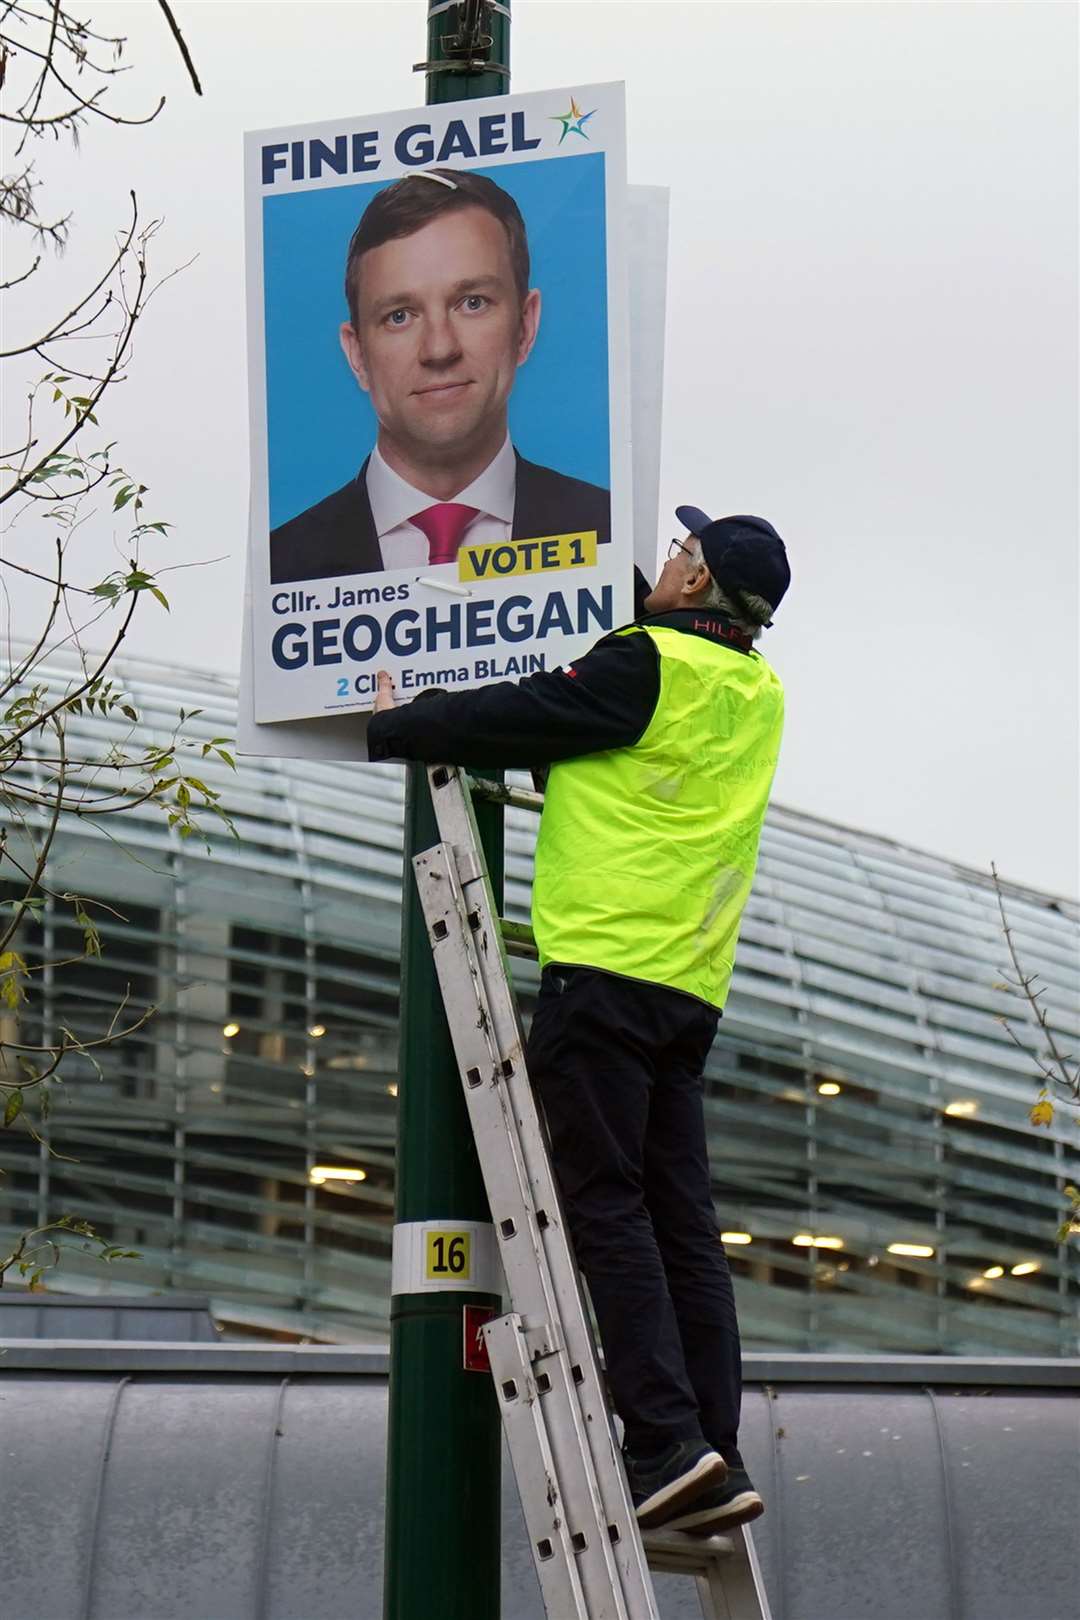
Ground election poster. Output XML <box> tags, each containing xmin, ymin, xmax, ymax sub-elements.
<box><xmin>242</xmin><ymin>83</ymin><xmax>634</xmax><ymax>733</ymax></box>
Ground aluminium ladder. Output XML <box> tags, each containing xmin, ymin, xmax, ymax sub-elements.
<box><xmin>412</xmin><ymin>762</ymin><xmax>773</xmax><ymax>1620</ymax></box>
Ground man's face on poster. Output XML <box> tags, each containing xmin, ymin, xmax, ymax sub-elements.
<box><xmin>340</xmin><ymin>206</ymin><xmax>541</xmax><ymax>469</ymax></box>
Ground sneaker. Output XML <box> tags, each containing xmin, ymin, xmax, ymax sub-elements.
<box><xmin>623</xmin><ymin>1439</ymin><xmax>728</xmax><ymax>1530</ymax></box>
<box><xmin>664</xmin><ymin>1465</ymin><xmax>764</xmax><ymax>1535</ymax></box>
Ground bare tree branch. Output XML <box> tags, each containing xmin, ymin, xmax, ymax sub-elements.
<box><xmin>991</xmin><ymin>860</ymin><xmax>1079</xmax><ymax>1106</ymax></box>
<box><xmin>155</xmin><ymin>0</ymin><xmax>201</xmax><ymax>96</ymax></box>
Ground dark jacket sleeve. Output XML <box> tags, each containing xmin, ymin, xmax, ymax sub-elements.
<box><xmin>366</xmin><ymin>631</ymin><xmax>660</xmax><ymax>769</ymax></box>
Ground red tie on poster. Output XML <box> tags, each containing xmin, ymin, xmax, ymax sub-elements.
<box><xmin>411</xmin><ymin>502</ymin><xmax>480</xmax><ymax>566</ymax></box>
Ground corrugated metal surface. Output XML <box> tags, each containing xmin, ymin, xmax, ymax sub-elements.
<box><xmin>1</xmin><ymin>1347</ymin><xmax>1077</xmax><ymax>1620</ymax></box>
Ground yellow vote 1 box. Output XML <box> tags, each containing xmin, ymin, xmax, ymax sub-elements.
<box><xmin>458</xmin><ymin>530</ymin><xmax>598</xmax><ymax>582</ymax></box>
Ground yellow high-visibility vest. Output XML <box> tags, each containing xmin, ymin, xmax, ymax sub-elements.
<box><xmin>531</xmin><ymin>624</ymin><xmax>785</xmax><ymax>1009</ymax></box>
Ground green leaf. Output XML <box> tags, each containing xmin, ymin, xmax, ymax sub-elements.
<box><xmin>0</xmin><ymin>950</ymin><xmax>28</xmax><ymax>1010</ymax></box>
<box><xmin>4</xmin><ymin>1090</ymin><xmax>24</xmax><ymax>1127</ymax></box>
<box><xmin>75</xmin><ymin>905</ymin><xmax>101</xmax><ymax>958</ymax></box>
<box><xmin>149</xmin><ymin>586</ymin><xmax>169</xmax><ymax>611</ymax></box>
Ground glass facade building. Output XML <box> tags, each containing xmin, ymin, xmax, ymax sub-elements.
<box><xmin>2</xmin><ymin>651</ymin><xmax>1077</xmax><ymax>1351</ymax></box>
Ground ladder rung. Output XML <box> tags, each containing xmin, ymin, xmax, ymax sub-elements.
<box><xmin>641</xmin><ymin>1528</ymin><xmax>737</xmax><ymax>1575</ymax></box>
<box><xmin>467</xmin><ymin>773</ymin><xmax>545</xmax><ymax>813</ymax></box>
<box><xmin>499</xmin><ymin>917</ymin><xmax>538</xmax><ymax>958</ymax></box>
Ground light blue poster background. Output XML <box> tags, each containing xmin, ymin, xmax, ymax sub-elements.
<box><xmin>263</xmin><ymin>152</ymin><xmax>609</xmax><ymax>531</ymax></box>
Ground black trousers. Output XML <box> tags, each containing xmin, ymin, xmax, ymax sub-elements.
<box><xmin>526</xmin><ymin>965</ymin><xmax>743</xmax><ymax>1463</ymax></box>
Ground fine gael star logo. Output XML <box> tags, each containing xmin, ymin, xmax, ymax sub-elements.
<box><xmin>550</xmin><ymin>96</ymin><xmax>597</xmax><ymax>144</ymax></box>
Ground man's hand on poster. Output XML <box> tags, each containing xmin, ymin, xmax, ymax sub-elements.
<box><xmin>374</xmin><ymin>670</ymin><xmax>396</xmax><ymax>713</ymax></box>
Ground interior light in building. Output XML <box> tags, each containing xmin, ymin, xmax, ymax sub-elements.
<box><xmin>301</xmin><ymin>1063</ymin><xmax>315</xmax><ymax>1078</ymax></box>
<box><xmin>887</xmin><ymin>1243</ymin><xmax>935</xmax><ymax>1258</ymax></box>
<box><xmin>387</xmin><ymin>1083</ymin><xmax>399</xmax><ymax>1097</ymax></box>
<box><xmin>308</xmin><ymin>1024</ymin><xmax>326</xmax><ymax>1038</ymax></box>
<box><xmin>792</xmin><ymin>1234</ymin><xmax>844</xmax><ymax>1249</ymax></box>
<box><xmin>817</xmin><ymin>1082</ymin><xmax>842</xmax><ymax>1097</ymax></box>
<box><xmin>779</xmin><ymin>1088</ymin><xmax>807</xmax><ymax>1103</ymax></box>
<box><xmin>944</xmin><ymin>1099</ymin><xmax>978</xmax><ymax>1117</ymax></box>
<box><xmin>721</xmin><ymin>1232</ymin><xmax>752</xmax><ymax>1245</ymax></box>
<box><xmin>982</xmin><ymin>1265</ymin><xmax>1004</xmax><ymax>1279</ymax></box>
<box><xmin>310</xmin><ymin>1166</ymin><xmax>368</xmax><ymax>1185</ymax></box>
<box><xmin>222</xmin><ymin>1022</ymin><xmax>240</xmax><ymax>1038</ymax></box>
<box><xmin>966</xmin><ymin>1276</ymin><xmax>987</xmax><ymax>1289</ymax></box>
<box><xmin>1010</xmin><ymin>1260</ymin><xmax>1041</xmax><ymax>1276</ymax></box>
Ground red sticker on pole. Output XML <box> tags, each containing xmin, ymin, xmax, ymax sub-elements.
<box><xmin>463</xmin><ymin>1304</ymin><xmax>496</xmax><ymax>1372</ymax></box>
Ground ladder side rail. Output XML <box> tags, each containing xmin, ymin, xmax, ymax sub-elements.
<box><xmin>739</xmin><ymin>1528</ymin><xmax>773</xmax><ymax>1620</ymax></box>
<box><xmin>414</xmin><ymin>844</ymin><xmax>655</xmax><ymax>1618</ymax></box>
<box><xmin>485</xmin><ymin>1312</ymin><xmax>593</xmax><ymax>1620</ymax></box>
<box><xmin>423</xmin><ymin>767</ymin><xmax>665</xmax><ymax>1604</ymax></box>
<box><xmin>411</xmin><ymin>845</ymin><xmax>566</xmax><ymax>1337</ymax></box>
<box><xmin>473</xmin><ymin>971</ymin><xmax>656</xmax><ymax>1560</ymax></box>
<box><xmin>421</xmin><ymin>768</ymin><xmax>660</xmax><ymax>1590</ymax></box>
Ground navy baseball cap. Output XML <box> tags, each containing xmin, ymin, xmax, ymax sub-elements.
<box><xmin>675</xmin><ymin>506</ymin><xmax>791</xmax><ymax>618</ymax></box>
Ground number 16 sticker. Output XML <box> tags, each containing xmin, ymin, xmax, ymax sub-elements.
<box><xmin>426</xmin><ymin>1229</ymin><xmax>471</xmax><ymax>1281</ymax></box>
<box><xmin>390</xmin><ymin>1220</ymin><xmax>500</xmax><ymax>1297</ymax></box>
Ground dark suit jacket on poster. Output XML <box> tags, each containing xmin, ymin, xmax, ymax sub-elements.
<box><xmin>269</xmin><ymin>453</ymin><xmax>611</xmax><ymax>584</ymax></box>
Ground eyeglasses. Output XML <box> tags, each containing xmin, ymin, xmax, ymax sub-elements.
<box><xmin>667</xmin><ymin>537</ymin><xmax>695</xmax><ymax>562</ymax></box>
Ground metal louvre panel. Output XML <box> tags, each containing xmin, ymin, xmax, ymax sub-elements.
<box><xmin>0</xmin><ymin>644</ymin><xmax>1074</xmax><ymax>1352</ymax></box>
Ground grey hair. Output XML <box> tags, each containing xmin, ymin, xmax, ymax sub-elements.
<box><xmin>690</xmin><ymin>541</ymin><xmax>772</xmax><ymax>640</ymax></box>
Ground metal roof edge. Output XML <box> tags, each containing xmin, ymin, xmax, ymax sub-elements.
<box><xmin>2</xmin><ymin>1342</ymin><xmax>1077</xmax><ymax>1385</ymax></box>
<box><xmin>0</xmin><ymin>1291</ymin><xmax>215</xmax><ymax>1309</ymax></box>
<box><xmin>0</xmin><ymin>1341</ymin><xmax>390</xmax><ymax>1374</ymax></box>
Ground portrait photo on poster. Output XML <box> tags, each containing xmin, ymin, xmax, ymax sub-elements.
<box><xmin>244</xmin><ymin>84</ymin><xmax>633</xmax><ymax>726</ymax></box>
<box><xmin>267</xmin><ymin>160</ymin><xmax>612</xmax><ymax>580</ymax></box>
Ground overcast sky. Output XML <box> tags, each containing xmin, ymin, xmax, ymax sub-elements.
<box><xmin>2</xmin><ymin>1</ymin><xmax>1077</xmax><ymax>897</ymax></box>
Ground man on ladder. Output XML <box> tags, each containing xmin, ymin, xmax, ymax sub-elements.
<box><xmin>369</xmin><ymin>505</ymin><xmax>790</xmax><ymax>1540</ymax></box>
